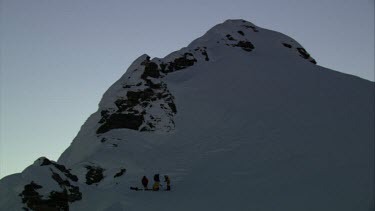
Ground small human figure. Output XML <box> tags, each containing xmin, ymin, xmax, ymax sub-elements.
<box><xmin>154</xmin><ymin>174</ymin><xmax>160</xmax><ymax>182</ymax></box>
<box><xmin>142</xmin><ymin>176</ymin><xmax>149</xmax><ymax>190</ymax></box>
<box><xmin>164</xmin><ymin>175</ymin><xmax>171</xmax><ymax>191</ymax></box>
<box><xmin>153</xmin><ymin>174</ymin><xmax>160</xmax><ymax>191</ymax></box>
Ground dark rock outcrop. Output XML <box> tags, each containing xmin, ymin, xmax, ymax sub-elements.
<box><xmin>97</xmin><ymin>113</ymin><xmax>144</xmax><ymax>134</ymax></box>
<box><xmin>50</xmin><ymin>170</ymin><xmax>82</xmax><ymax>202</ymax></box>
<box><xmin>226</xmin><ymin>34</ymin><xmax>236</xmax><ymax>41</ymax></box>
<box><xmin>297</xmin><ymin>47</ymin><xmax>317</xmax><ymax>64</ymax></box>
<box><xmin>85</xmin><ymin>166</ymin><xmax>104</xmax><ymax>185</ymax></box>
<box><xmin>39</xmin><ymin>158</ymin><xmax>78</xmax><ymax>182</ymax></box>
<box><xmin>233</xmin><ymin>41</ymin><xmax>255</xmax><ymax>52</ymax></box>
<box><xmin>281</xmin><ymin>43</ymin><xmax>317</xmax><ymax>64</ymax></box>
<box><xmin>282</xmin><ymin>43</ymin><xmax>292</xmax><ymax>48</ymax></box>
<box><xmin>141</xmin><ymin>61</ymin><xmax>161</xmax><ymax>80</ymax></box>
<box><xmin>97</xmin><ymin>56</ymin><xmax>182</xmax><ymax>134</ymax></box>
<box><xmin>19</xmin><ymin>163</ymin><xmax>82</xmax><ymax>211</ymax></box>
<box><xmin>164</xmin><ymin>53</ymin><xmax>198</xmax><ymax>73</ymax></box>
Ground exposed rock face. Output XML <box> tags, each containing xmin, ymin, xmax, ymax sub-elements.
<box><xmin>85</xmin><ymin>165</ymin><xmax>104</xmax><ymax>185</ymax></box>
<box><xmin>237</xmin><ymin>30</ymin><xmax>245</xmax><ymax>36</ymax></box>
<box><xmin>226</xmin><ymin>34</ymin><xmax>235</xmax><ymax>41</ymax></box>
<box><xmin>233</xmin><ymin>41</ymin><xmax>255</xmax><ymax>52</ymax></box>
<box><xmin>282</xmin><ymin>42</ymin><xmax>292</xmax><ymax>48</ymax></box>
<box><xmin>97</xmin><ymin>79</ymin><xmax>177</xmax><ymax>133</ymax></box>
<box><xmin>96</xmin><ymin>50</ymin><xmax>202</xmax><ymax>134</ymax></box>
<box><xmin>297</xmin><ymin>47</ymin><xmax>317</xmax><ymax>64</ymax></box>
<box><xmin>97</xmin><ymin>55</ymin><xmax>178</xmax><ymax>134</ymax></box>
<box><xmin>282</xmin><ymin>42</ymin><xmax>317</xmax><ymax>64</ymax></box>
<box><xmin>41</xmin><ymin>158</ymin><xmax>78</xmax><ymax>182</ymax></box>
<box><xmin>224</xmin><ymin>33</ymin><xmax>255</xmax><ymax>52</ymax></box>
<box><xmin>20</xmin><ymin>180</ymin><xmax>81</xmax><ymax>211</ymax></box>
<box><xmin>50</xmin><ymin>171</ymin><xmax>81</xmax><ymax>202</ymax></box>
<box><xmin>19</xmin><ymin>158</ymin><xmax>82</xmax><ymax>211</ymax></box>
<box><xmin>97</xmin><ymin>113</ymin><xmax>145</xmax><ymax>134</ymax></box>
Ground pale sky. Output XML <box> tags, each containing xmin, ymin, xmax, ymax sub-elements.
<box><xmin>0</xmin><ymin>0</ymin><xmax>374</xmax><ymax>179</ymax></box>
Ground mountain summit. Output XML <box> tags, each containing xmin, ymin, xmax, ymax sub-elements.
<box><xmin>1</xmin><ymin>19</ymin><xmax>373</xmax><ymax>211</ymax></box>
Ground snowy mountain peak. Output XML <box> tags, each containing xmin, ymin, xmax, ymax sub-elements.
<box><xmin>186</xmin><ymin>19</ymin><xmax>316</xmax><ymax>64</ymax></box>
<box><xmin>93</xmin><ymin>19</ymin><xmax>317</xmax><ymax>138</ymax></box>
<box><xmin>0</xmin><ymin>19</ymin><xmax>373</xmax><ymax>211</ymax></box>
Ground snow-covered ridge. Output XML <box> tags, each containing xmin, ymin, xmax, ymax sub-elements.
<box><xmin>96</xmin><ymin>19</ymin><xmax>317</xmax><ymax>136</ymax></box>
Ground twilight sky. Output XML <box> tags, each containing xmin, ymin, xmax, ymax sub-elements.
<box><xmin>0</xmin><ymin>0</ymin><xmax>374</xmax><ymax>179</ymax></box>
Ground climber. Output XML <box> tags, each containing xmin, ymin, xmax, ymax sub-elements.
<box><xmin>164</xmin><ymin>175</ymin><xmax>171</xmax><ymax>191</ymax></box>
<box><xmin>153</xmin><ymin>174</ymin><xmax>160</xmax><ymax>191</ymax></box>
<box><xmin>142</xmin><ymin>176</ymin><xmax>149</xmax><ymax>190</ymax></box>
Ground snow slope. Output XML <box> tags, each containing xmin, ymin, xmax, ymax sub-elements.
<box><xmin>1</xmin><ymin>19</ymin><xmax>374</xmax><ymax>211</ymax></box>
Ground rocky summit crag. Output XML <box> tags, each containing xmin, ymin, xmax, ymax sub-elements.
<box><xmin>1</xmin><ymin>19</ymin><xmax>373</xmax><ymax>211</ymax></box>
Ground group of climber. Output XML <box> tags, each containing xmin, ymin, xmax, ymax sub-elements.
<box><xmin>142</xmin><ymin>174</ymin><xmax>171</xmax><ymax>191</ymax></box>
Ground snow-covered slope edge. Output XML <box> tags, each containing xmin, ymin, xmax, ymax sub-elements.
<box><xmin>1</xmin><ymin>19</ymin><xmax>373</xmax><ymax>211</ymax></box>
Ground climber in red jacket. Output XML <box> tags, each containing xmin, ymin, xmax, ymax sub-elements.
<box><xmin>142</xmin><ymin>176</ymin><xmax>149</xmax><ymax>190</ymax></box>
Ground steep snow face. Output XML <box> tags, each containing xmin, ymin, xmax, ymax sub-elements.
<box><xmin>58</xmin><ymin>19</ymin><xmax>318</xmax><ymax>166</ymax></box>
<box><xmin>1</xmin><ymin>19</ymin><xmax>373</xmax><ymax>211</ymax></box>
